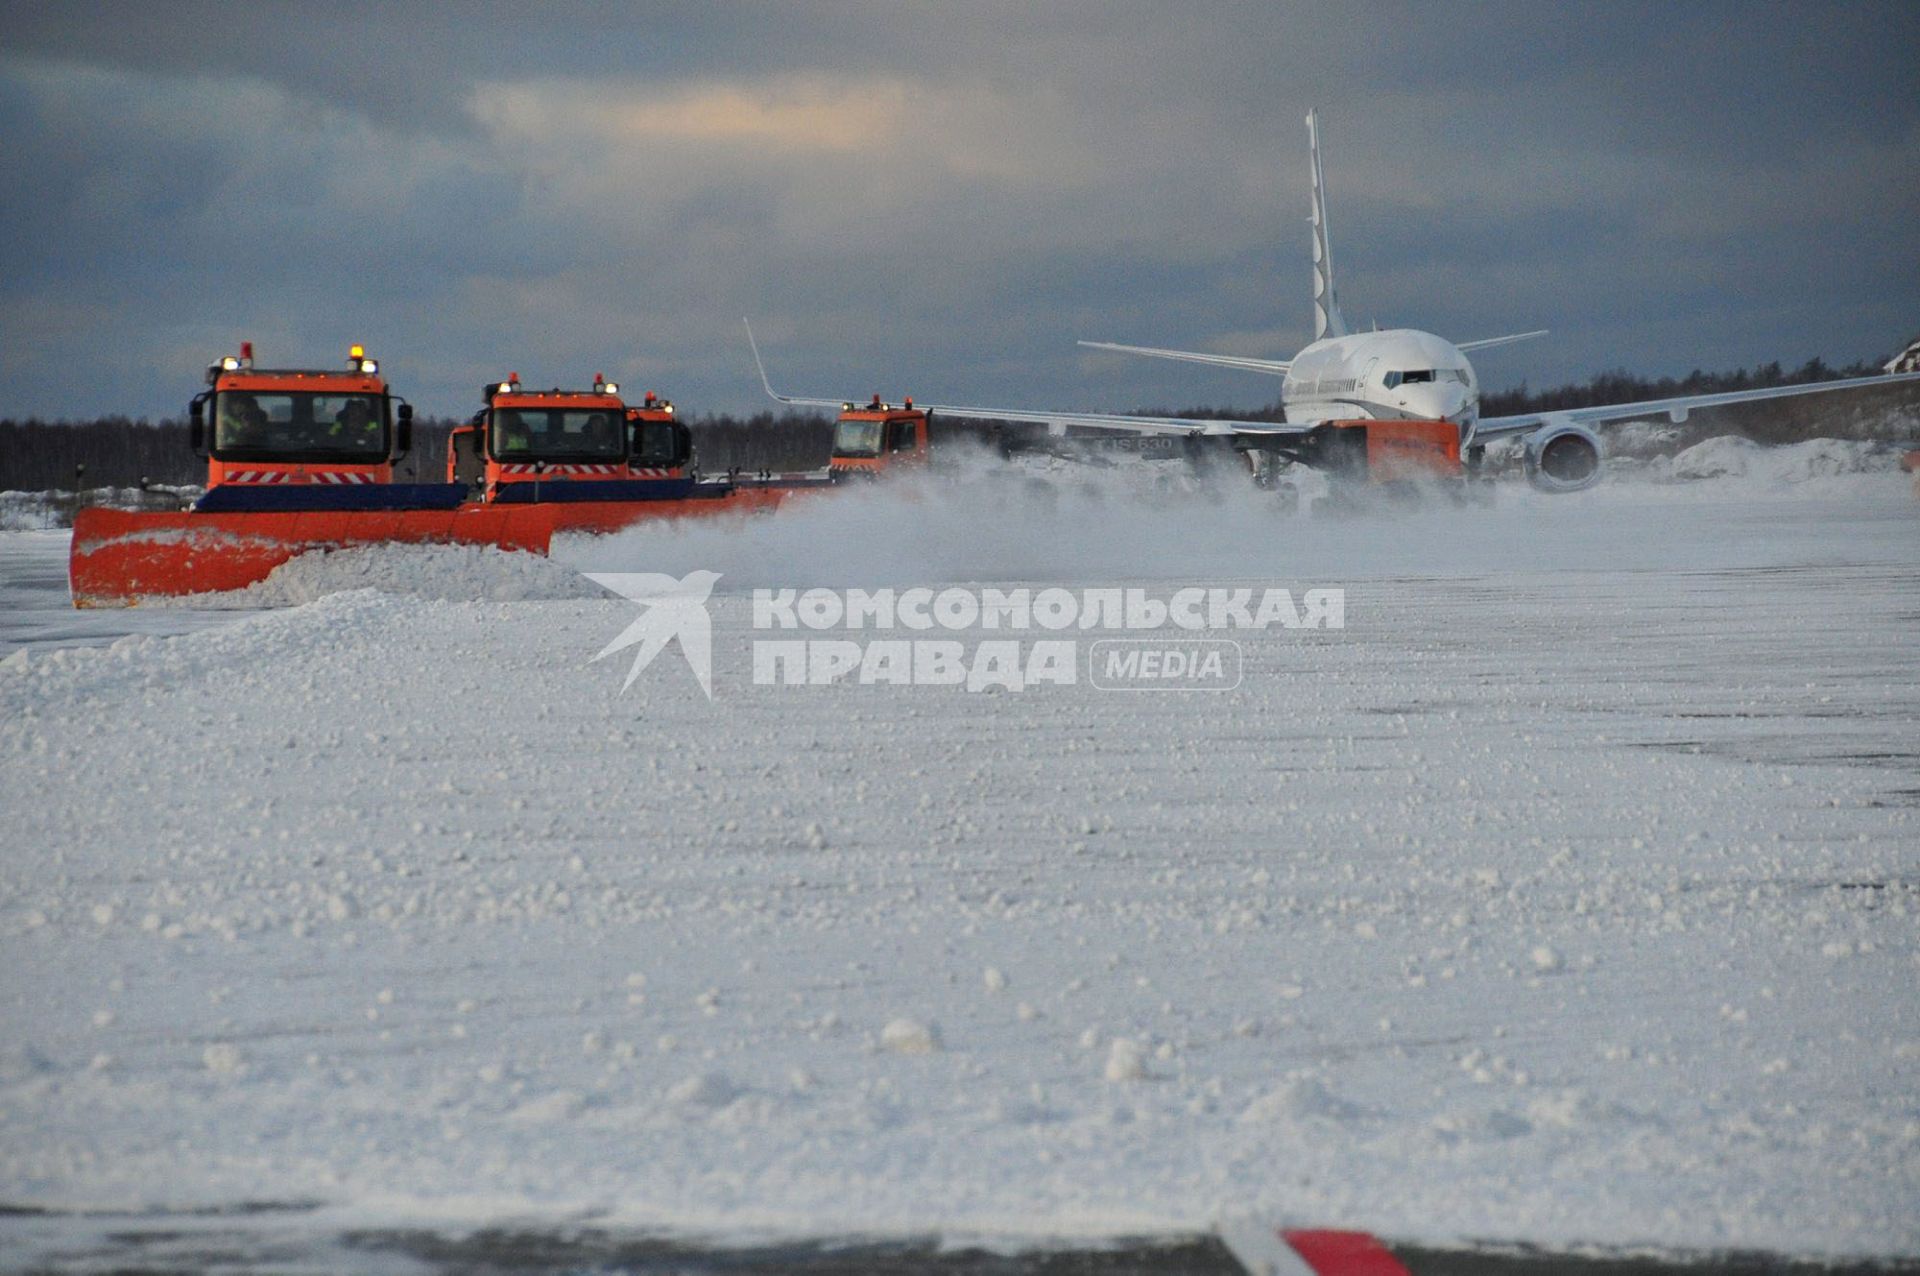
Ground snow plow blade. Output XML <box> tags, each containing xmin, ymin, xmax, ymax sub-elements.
<box><xmin>68</xmin><ymin>506</ymin><xmax>561</xmax><ymax>607</ymax></box>
<box><xmin>535</xmin><ymin>480</ymin><xmax>807</xmax><ymax>535</ymax></box>
<box><xmin>68</xmin><ymin>484</ymin><xmax>813</xmax><ymax>607</ymax></box>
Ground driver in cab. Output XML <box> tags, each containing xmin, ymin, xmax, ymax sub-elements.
<box><xmin>221</xmin><ymin>394</ymin><xmax>270</xmax><ymax>446</ymax></box>
<box><xmin>583</xmin><ymin>412</ymin><xmax>614</xmax><ymax>451</ymax></box>
<box><xmin>329</xmin><ymin>399</ymin><xmax>379</xmax><ymax>442</ymax></box>
<box><xmin>497</xmin><ymin>409</ymin><xmax>531</xmax><ymax>453</ymax></box>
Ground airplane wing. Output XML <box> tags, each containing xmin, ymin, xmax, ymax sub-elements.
<box><xmin>1456</xmin><ymin>330</ymin><xmax>1549</xmax><ymax>354</ymax></box>
<box><xmin>890</xmin><ymin>401</ymin><xmax>1301</xmax><ymax>438</ymax></box>
<box><xmin>1474</xmin><ymin>371</ymin><xmax>1920</xmax><ymax>441</ymax></box>
<box><xmin>1076</xmin><ymin>340</ymin><xmax>1291</xmax><ymax>377</ymax></box>
<box><xmin>746</xmin><ymin>321</ymin><xmax>1307</xmax><ymax>439</ymax></box>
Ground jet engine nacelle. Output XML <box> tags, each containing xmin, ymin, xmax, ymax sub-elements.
<box><xmin>1523</xmin><ymin>421</ymin><xmax>1604</xmax><ymax>493</ymax></box>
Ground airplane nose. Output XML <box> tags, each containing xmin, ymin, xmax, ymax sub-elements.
<box><xmin>1408</xmin><ymin>384</ymin><xmax>1469</xmax><ymax>423</ymax></box>
<box><xmin>1402</xmin><ymin>386</ymin><xmax>1462</xmax><ymax>422</ymax></box>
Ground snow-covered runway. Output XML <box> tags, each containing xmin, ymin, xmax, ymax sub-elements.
<box><xmin>2</xmin><ymin>460</ymin><xmax>1917</xmax><ymax>1265</ymax></box>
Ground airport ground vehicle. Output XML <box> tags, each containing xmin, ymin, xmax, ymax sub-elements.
<box><xmin>68</xmin><ymin>348</ymin><xmax>806</xmax><ymax>606</ymax></box>
<box><xmin>826</xmin><ymin>396</ymin><xmax>931</xmax><ymax>478</ymax></box>
<box><xmin>626</xmin><ymin>391</ymin><xmax>694</xmax><ymax>478</ymax></box>
<box><xmin>187</xmin><ymin>341</ymin><xmax>427</xmax><ymax>506</ymax></box>
<box><xmin>70</xmin><ymin>344</ymin><xmax>499</xmax><ymax>605</ymax></box>
<box><xmin>447</xmin><ymin>377</ymin><xmax>695</xmax><ymax>498</ymax></box>
<box><xmin>1249</xmin><ymin>417</ymin><xmax>1465</xmax><ymax>485</ymax></box>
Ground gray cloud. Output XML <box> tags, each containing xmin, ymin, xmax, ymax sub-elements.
<box><xmin>1</xmin><ymin>0</ymin><xmax>1915</xmax><ymax>422</ymax></box>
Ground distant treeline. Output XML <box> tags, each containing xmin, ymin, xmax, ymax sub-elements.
<box><xmin>1477</xmin><ymin>356</ymin><xmax>1889</xmax><ymax>418</ymax></box>
<box><xmin>0</xmin><ymin>416</ymin><xmax>198</xmax><ymax>492</ymax></box>
<box><xmin>0</xmin><ymin>353</ymin><xmax>1903</xmax><ymax>492</ymax></box>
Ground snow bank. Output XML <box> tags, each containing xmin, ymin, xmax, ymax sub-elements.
<box><xmin>180</xmin><ymin>542</ymin><xmax>600</xmax><ymax>608</ymax></box>
<box><xmin>1483</xmin><ymin>430</ymin><xmax>1910</xmax><ymax>486</ymax></box>
<box><xmin>1664</xmin><ymin>435</ymin><xmax>1894</xmax><ymax>483</ymax></box>
<box><xmin>0</xmin><ymin>486</ymin><xmax>198</xmax><ymax>531</ymax></box>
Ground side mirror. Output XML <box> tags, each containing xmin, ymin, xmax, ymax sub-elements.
<box><xmin>673</xmin><ymin>422</ymin><xmax>693</xmax><ymax>469</ymax></box>
<box><xmin>188</xmin><ymin>393</ymin><xmax>208</xmax><ymax>456</ymax></box>
<box><xmin>395</xmin><ymin>401</ymin><xmax>414</xmax><ymax>458</ymax></box>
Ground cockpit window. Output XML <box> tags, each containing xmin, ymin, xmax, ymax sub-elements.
<box><xmin>1383</xmin><ymin>369</ymin><xmax>1468</xmax><ymax>390</ymax></box>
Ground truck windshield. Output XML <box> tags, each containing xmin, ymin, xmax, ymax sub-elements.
<box><xmin>631</xmin><ymin>419</ymin><xmax>680</xmax><ymax>467</ymax></box>
<box><xmin>492</xmin><ymin>408</ymin><xmax>625</xmax><ymax>460</ymax></box>
<box><xmin>213</xmin><ymin>391</ymin><xmax>387</xmax><ymax>460</ymax></box>
<box><xmin>833</xmin><ymin>419</ymin><xmax>883</xmax><ymax>458</ymax></box>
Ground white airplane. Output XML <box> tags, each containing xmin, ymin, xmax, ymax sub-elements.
<box><xmin>755</xmin><ymin>110</ymin><xmax>1919</xmax><ymax>492</ymax></box>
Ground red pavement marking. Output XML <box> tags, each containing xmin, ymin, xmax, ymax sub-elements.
<box><xmin>1279</xmin><ymin>1229</ymin><xmax>1412</xmax><ymax>1275</ymax></box>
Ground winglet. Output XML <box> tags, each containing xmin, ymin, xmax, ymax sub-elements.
<box><xmin>741</xmin><ymin>320</ymin><xmax>852</xmax><ymax>411</ymax></box>
<box><xmin>1307</xmin><ymin>109</ymin><xmax>1348</xmax><ymax>342</ymax></box>
<box><xmin>743</xmin><ymin>318</ymin><xmax>785</xmax><ymax>403</ymax></box>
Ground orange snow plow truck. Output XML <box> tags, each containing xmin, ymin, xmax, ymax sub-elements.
<box><xmin>446</xmin><ymin>376</ymin><xmax>694</xmax><ymax>498</ymax></box>
<box><xmin>440</xmin><ymin>374</ymin><xmax>804</xmax><ymax>536</ymax></box>
<box><xmin>826</xmin><ymin>395</ymin><xmax>931</xmax><ymax>479</ymax></box>
<box><xmin>68</xmin><ymin>343</ymin><xmax>520</xmax><ymax>606</ymax></box>
<box><xmin>68</xmin><ymin>347</ymin><xmax>802</xmax><ymax>607</ymax></box>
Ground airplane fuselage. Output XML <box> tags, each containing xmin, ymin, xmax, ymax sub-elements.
<box><xmin>1280</xmin><ymin>328</ymin><xmax>1479</xmax><ymax>438</ymax></box>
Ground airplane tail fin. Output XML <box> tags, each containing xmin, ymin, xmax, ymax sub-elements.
<box><xmin>1307</xmin><ymin>109</ymin><xmax>1347</xmax><ymax>342</ymax></box>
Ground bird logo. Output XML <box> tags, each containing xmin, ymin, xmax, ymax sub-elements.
<box><xmin>585</xmin><ymin>570</ymin><xmax>721</xmax><ymax>697</ymax></box>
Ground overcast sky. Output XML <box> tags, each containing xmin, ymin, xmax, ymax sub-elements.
<box><xmin>2</xmin><ymin>1</ymin><xmax>1916</xmax><ymax>422</ymax></box>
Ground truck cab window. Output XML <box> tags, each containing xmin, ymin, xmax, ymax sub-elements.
<box><xmin>632</xmin><ymin>420</ymin><xmax>679</xmax><ymax>467</ymax></box>
<box><xmin>492</xmin><ymin>409</ymin><xmax>626</xmax><ymax>460</ymax></box>
<box><xmin>832</xmin><ymin>419</ymin><xmax>883</xmax><ymax>458</ymax></box>
<box><xmin>213</xmin><ymin>391</ymin><xmax>387</xmax><ymax>459</ymax></box>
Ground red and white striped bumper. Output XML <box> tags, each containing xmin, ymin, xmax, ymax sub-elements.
<box><xmin>222</xmin><ymin>470</ymin><xmax>378</xmax><ymax>485</ymax></box>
